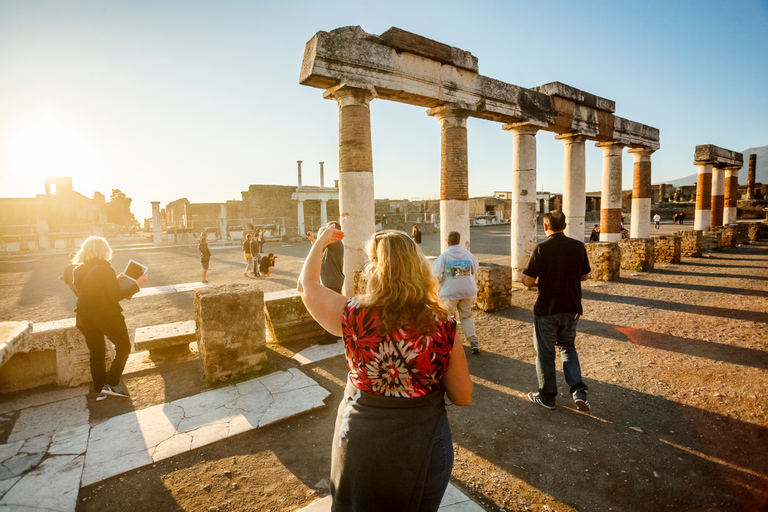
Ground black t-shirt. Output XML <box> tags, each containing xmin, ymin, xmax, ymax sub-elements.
<box><xmin>523</xmin><ymin>232</ymin><xmax>591</xmax><ymax>317</ymax></box>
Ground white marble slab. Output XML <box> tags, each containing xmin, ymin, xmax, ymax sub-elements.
<box><xmin>0</xmin><ymin>385</ymin><xmax>88</xmax><ymax>415</ymax></box>
<box><xmin>0</xmin><ymin>441</ymin><xmax>23</xmax><ymax>465</ymax></box>
<box><xmin>0</xmin><ymin>454</ymin><xmax>84</xmax><ymax>512</ymax></box>
<box><xmin>132</xmin><ymin>285</ymin><xmax>176</xmax><ymax>298</ymax></box>
<box><xmin>293</xmin><ymin>341</ymin><xmax>345</xmax><ymax>366</ymax></box>
<box><xmin>7</xmin><ymin>396</ymin><xmax>88</xmax><ymax>443</ymax></box>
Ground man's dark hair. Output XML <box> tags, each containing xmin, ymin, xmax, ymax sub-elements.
<box><xmin>447</xmin><ymin>231</ymin><xmax>461</xmax><ymax>246</ymax></box>
<box><xmin>331</xmin><ymin>221</ymin><xmax>341</xmax><ymax>230</ymax></box>
<box><xmin>544</xmin><ymin>211</ymin><xmax>567</xmax><ymax>232</ymax></box>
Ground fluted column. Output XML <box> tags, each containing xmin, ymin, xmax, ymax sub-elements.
<box><xmin>628</xmin><ymin>147</ymin><xmax>655</xmax><ymax>239</ymax></box>
<box><xmin>503</xmin><ymin>123</ymin><xmax>539</xmax><ymax>281</ymax></box>
<box><xmin>596</xmin><ymin>141</ymin><xmax>625</xmax><ymax>242</ymax></box>
<box><xmin>556</xmin><ymin>133</ymin><xmax>588</xmax><ymax>241</ymax></box>
<box><xmin>427</xmin><ymin>105</ymin><xmax>471</xmax><ymax>252</ymax></box>
<box><xmin>693</xmin><ymin>162</ymin><xmax>713</xmax><ymax>230</ymax></box>
<box><xmin>724</xmin><ymin>166</ymin><xmax>739</xmax><ymax>225</ymax></box>
<box><xmin>323</xmin><ymin>85</ymin><xmax>376</xmax><ymax>295</ymax></box>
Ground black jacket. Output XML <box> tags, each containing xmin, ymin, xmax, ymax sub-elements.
<box><xmin>73</xmin><ymin>259</ymin><xmax>138</xmax><ymax>322</ymax></box>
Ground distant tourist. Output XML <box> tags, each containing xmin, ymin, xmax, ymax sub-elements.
<box><xmin>298</xmin><ymin>226</ymin><xmax>473</xmax><ymax>511</ymax></box>
<box><xmin>259</xmin><ymin>253</ymin><xmax>276</xmax><ymax>279</ymax></box>
<box><xmin>72</xmin><ymin>236</ymin><xmax>146</xmax><ymax>400</ymax></box>
<box><xmin>589</xmin><ymin>225</ymin><xmax>600</xmax><ymax>242</ymax></box>
<box><xmin>653</xmin><ymin>213</ymin><xmax>661</xmax><ymax>229</ymax></box>
<box><xmin>307</xmin><ymin>230</ymin><xmax>315</xmax><ymax>244</ymax></box>
<box><xmin>250</xmin><ymin>232</ymin><xmax>260</xmax><ymax>276</ymax></box>
<box><xmin>256</xmin><ymin>229</ymin><xmax>265</xmax><ymax>252</ymax></box>
<box><xmin>679</xmin><ymin>212</ymin><xmax>686</xmax><ymax>225</ymax></box>
<box><xmin>411</xmin><ymin>225</ymin><xmax>422</xmax><ymax>246</ymax></box>
<box><xmin>433</xmin><ymin>231</ymin><xmax>481</xmax><ymax>354</ymax></box>
<box><xmin>522</xmin><ymin>211</ymin><xmax>591</xmax><ymax>412</ymax></box>
<box><xmin>199</xmin><ymin>235</ymin><xmax>211</xmax><ymax>283</ymax></box>
<box><xmin>60</xmin><ymin>252</ymin><xmax>79</xmax><ymax>295</ymax></box>
<box><xmin>242</xmin><ymin>234</ymin><xmax>253</xmax><ymax>277</ymax></box>
<box><xmin>321</xmin><ymin>221</ymin><xmax>344</xmax><ymax>293</ymax></box>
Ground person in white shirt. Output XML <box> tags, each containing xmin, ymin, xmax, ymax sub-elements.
<box><xmin>433</xmin><ymin>231</ymin><xmax>481</xmax><ymax>354</ymax></box>
<box><xmin>653</xmin><ymin>213</ymin><xmax>661</xmax><ymax>229</ymax></box>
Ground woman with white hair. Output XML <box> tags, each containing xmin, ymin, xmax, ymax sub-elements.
<box><xmin>73</xmin><ymin>236</ymin><xmax>147</xmax><ymax>399</ymax></box>
<box><xmin>299</xmin><ymin>224</ymin><xmax>473</xmax><ymax>512</ymax></box>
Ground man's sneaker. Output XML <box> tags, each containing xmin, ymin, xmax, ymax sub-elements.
<box><xmin>468</xmin><ymin>337</ymin><xmax>480</xmax><ymax>355</ymax></box>
<box><xmin>102</xmin><ymin>384</ymin><xmax>129</xmax><ymax>398</ymax></box>
<box><xmin>96</xmin><ymin>388</ymin><xmax>108</xmax><ymax>401</ymax></box>
<box><xmin>574</xmin><ymin>397</ymin><xmax>591</xmax><ymax>412</ymax></box>
<box><xmin>527</xmin><ymin>392</ymin><xmax>555</xmax><ymax>410</ymax></box>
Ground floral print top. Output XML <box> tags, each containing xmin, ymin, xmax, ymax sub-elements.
<box><xmin>341</xmin><ymin>297</ymin><xmax>457</xmax><ymax>398</ymax></box>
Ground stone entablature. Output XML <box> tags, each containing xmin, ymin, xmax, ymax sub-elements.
<box><xmin>652</xmin><ymin>236</ymin><xmax>681</xmax><ymax>264</ymax></box>
<box><xmin>618</xmin><ymin>239</ymin><xmax>655</xmax><ymax>272</ymax></box>
<box><xmin>694</xmin><ymin>145</ymin><xmax>744</xmax><ymax>168</ymax></box>
<box><xmin>585</xmin><ymin>242</ymin><xmax>621</xmax><ymax>281</ymax></box>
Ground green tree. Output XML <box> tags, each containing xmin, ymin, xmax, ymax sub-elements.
<box><xmin>106</xmin><ymin>189</ymin><xmax>138</xmax><ymax>227</ymax></box>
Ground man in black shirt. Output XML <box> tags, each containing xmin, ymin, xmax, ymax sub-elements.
<box><xmin>320</xmin><ymin>221</ymin><xmax>345</xmax><ymax>293</ymax></box>
<box><xmin>522</xmin><ymin>210</ymin><xmax>592</xmax><ymax>411</ymax></box>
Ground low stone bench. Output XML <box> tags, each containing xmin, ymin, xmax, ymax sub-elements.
<box><xmin>134</xmin><ymin>320</ymin><xmax>196</xmax><ymax>357</ymax></box>
<box><xmin>0</xmin><ymin>318</ymin><xmax>115</xmax><ymax>394</ymax></box>
<box><xmin>264</xmin><ymin>289</ymin><xmax>333</xmax><ymax>344</ymax></box>
<box><xmin>0</xmin><ymin>321</ymin><xmax>32</xmax><ymax>369</ymax></box>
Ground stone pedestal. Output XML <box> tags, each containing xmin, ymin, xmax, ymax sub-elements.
<box><xmin>679</xmin><ymin>230</ymin><xmax>703</xmax><ymax>257</ymax></box>
<box><xmin>702</xmin><ymin>231</ymin><xmax>722</xmax><ymax>252</ymax></box>
<box><xmin>195</xmin><ymin>284</ymin><xmax>267</xmax><ymax>383</ymax></box>
<box><xmin>585</xmin><ymin>242</ymin><xmax>621</xmax><ymax>281</ymax></box>
<box><xmin>473</xmin><ymin>263</ymin><xmax>512</xmax><ymax>312</ymax></box>
<box><xmin>652</xmin><ymin>235</ymin><xmax>681</xmax><ymax>264</ymax></box>
<box><xmin>264</xmin><ymin>289</ymin><xmax>331</xmax><ymax>344</ymax></box>
<box><xmin>618</xmin><ymin>238</ymin><xmax>655</xmax><ymax>271</ymax></box>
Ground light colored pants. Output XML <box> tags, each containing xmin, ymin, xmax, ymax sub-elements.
<box><xmin>444</xmin><ymin>298</ymin><xmax>476</xmax><ymax>339</ymax></box>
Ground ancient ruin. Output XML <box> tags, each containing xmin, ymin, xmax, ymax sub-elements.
<box><xmin>692</xmin><ymin>144</ymin><xmax>743</xmax><ymax>231</ymax></box>
<box><xmin>299</xmin><ymin>26</ymin><xmax>660</xmax><ymax>287</ymax></box>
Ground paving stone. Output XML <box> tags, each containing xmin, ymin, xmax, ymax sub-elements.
<box><xmin>293</xmin><ymin>340</ymin><xmax>345</xmax><ymax>366</ymax></box>
<box><xmin>257</xmin><ymin>385</ymin><xmax>329</xmax><ymax>427</ymax></box>
<box><xmin>0</xmin><ymin>386</ymin><xmax>88</xmax><ymax>415</ymax></box>
<box><xmin>20</xmin><ymin>434</ymin><xmax>50</xmax><ymax>455</ymax></box>
<box><xmin>2</xmin><ymin>452</ymin><xmax>45</xmax><ymax>477</ymax></box>
<box><xmin>259</xmin><ymin>368</ymin><xmax>320</xmax><ymax>394</ymax></box>
<box><xmin>0</xmin><ymin>455</ymin><xmax>83</xmax><ymax>512</ymax></box>
<box><xmin>151</xmin><ymin>433</ymin><xmax>192</xmax><ymax>461</ymax></box>
<box><xmin>132</xmin><ymin>285</ymin><xmax>176</xmax><ymax>298</ymax></box>
<box><xmin>0</xmin><ymin>476</ymin><xmax>20</xmax><ymax>497</ymax></box>
<box><xmin>49</xmin><ymin>431</ymin><xmax>89</xmax><ymax>456</ymax></box>
<box><xmin>174</xmin><ymin>282</ymin><xmax>210</xmax><ymax>293</ymax></box>
<box><xmin>188</xmin><ymin>422</ymin><xmax>232</xmax><ymax>451</ymax></box>
<box><xmin>7</xmin><ymin>396</ymin><xmax>88</xmax><ymax>443</ymax></box>
<box><xmin>0</xmin><ymin>442</ymin><xmax>23</xmax><ymax>466</ymax></box>
<box><xmin>81</xmin><ymin>449</ymin><xmax>153</xmax><ymax>487</ymax></box>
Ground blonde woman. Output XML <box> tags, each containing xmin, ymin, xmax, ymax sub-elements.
<box><xmin>73</xmin><ymin>236</ymin><xmax>147</xmax><ymax>399</ymax></box>
<box><xmin>299</xmin><ymin>225</ymin><xmax>473</xmax><ymax>512</ymax></box>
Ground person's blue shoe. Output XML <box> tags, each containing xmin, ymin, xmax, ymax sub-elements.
<box><xmin>102</xmin><ymin>383</ymin><xmax>129</xmax><ymax>398</ymax></box>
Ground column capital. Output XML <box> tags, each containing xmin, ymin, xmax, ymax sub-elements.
<box><xmin>426</xmin><ymin>103</ymin><xmax>473</xmax><ymax>121</ymax></box>
<box><xmin>502</xmin><ymin>122</ymin><xmax>541</xmax><ymax>136</ymax></box>
<box><xmin>322</xmin><ymin>84</ymin><xmax>376</xmax><ymax>107</ymax></box>
<box><xmin>595</xmin><ymin>140</ymin><xmax>626</xmax><ymax>151</ymax></box>
<box><xmin>724</xmin><ymin>166</ymin><xmax>740</xmax><ymax>176</ymax></box>
<box><xmin>627</xmin><ymin>146</ymin><xmax>656</xmax><ymax>157</ymax></box>
<box><xmin>554</xmin><ymin>133</ymin><xmax>589</xmax><ymax>144</ymax></box>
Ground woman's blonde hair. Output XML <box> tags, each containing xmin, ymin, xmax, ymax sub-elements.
<box><xmin>358</xmin><ymin>230</ymin><xmax>448</xmax><ymax>335</ymax></box>
<box><xmin>75</xmin><ymin>236</ymin><xmax>112</xmax><ymax>264</ymax></box>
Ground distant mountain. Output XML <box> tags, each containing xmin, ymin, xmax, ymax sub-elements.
<box><xmin>656</xmin><ymin>144</ymin><xmax>768</xmax><ymax>187</ymax></box>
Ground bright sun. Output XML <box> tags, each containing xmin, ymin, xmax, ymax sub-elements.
<box><xmin>3</xmin><ymin>108</ymin><xmax>105</xmax><ymax>195</ymax></box>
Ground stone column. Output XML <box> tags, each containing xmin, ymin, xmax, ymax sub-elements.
<box><xmin>724</xmin><ymin>166</ymin><xmax>739</xmax><ymax>225</ymax></box>
<box><xmin>319</xmin><ymin>161</ymin><xmax>325</xmax><ymax>187</ymax></box>
<box><xmin>503</xmin><ymin>123</ymin><xmax>539</xmax><ymax>281</ymax></box>
<box><xmin>556</xmin><ymin>133</ymin><xmax>588</xmax><ymax>241</ymax></box>
<box><xmin>427</xmin><ymin>105</ymin><xmax>471</xmax><ymax>253</ymax></box>
<box><xmin>628</xmin><ymin>147</ymin><xmax>654</xmax><ymax>239</ymax></box>
<box><xmin>694</xmin><ymin>162</ymin><xmax>713</xmax><ymax>230</ymax></box>
<box><xmin>320</xmin><ymin>199</ymin><xmax>328</xmax><ymax>226</ymax></box>
<box><xmin>151</xmin><ymin>201</ymin><xmax>162</xmax><ymax>245</ymax></box>
<box><xmin>219</xmin><ymin>204</ymin><xmax>227</xmax><ymax>239</ymax></box>
<box><xmin>324</xmin><ymin>85</ymin><xmax>376</xmax><ymax>295</ymax></box>
<box><xmin>710</xmin><ymin>166</ymin><xmax>725</xmax><ymax>229</ymax></box>
<box><xmin>297</xmin><ymin>199</ymin><xmax>305</xmax><ymax>237</ymax></box>
<box><xmin>297</xmin><ymin>161</ymin><xmax>303</xmax><ymax>188</ymax></box>
<box><xmin>596</xmin><ymin>142</ymin><xmax>625</xmax><ymax>242</ymax></box>
<box><xmin>747</xmin><ymin>154</ymin><xmax>756</xmax><ymax>199</ymax></box>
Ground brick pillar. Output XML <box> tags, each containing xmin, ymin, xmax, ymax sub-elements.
<box><xmin>324</xmin><ymin>85</ymin><xmax>375</xmax><ymax>296</ymax></box>
<box><xmin>747</xmin><ymin>154</ymin><xmax>756</xmax><ymax>199</ymax></box>
<box><xmin>724</xmin><ymin>166</ymin><xmax>739</xmax><ymax>225</ymax></box>
<box><xmin>710</xmin><ymin>166</ymin><xmax>725</xmax><ymax>229</ymax></box>
<box><xmin>693</xmin><ymin>162</ymin><xmax>713</xmax><ymax>231</ymax></box>
<box><xmin>596</xmin><ymin>141</ymin><xmax>625</xmax><ymax>242</ymax></box>
<box><xmin>503</xmin><ymin>122</ymin><xmax>540</xmax><ymax>282</ymax></box>
<box><xmin>427</xmin><ymin>105</ymin><xmax>471</xmax><ymax>253</ymax></box>
<box><xmin>556</xmin><ymin>133</ymin><xmax>588</xmax><ymax>241</ymax></box>
<box><xmin>629</xmin><ymin>147</ymin><xmax>654</xmax><ymax>239</ymax></box>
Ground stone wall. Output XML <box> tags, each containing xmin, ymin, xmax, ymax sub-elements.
<box><xmin>474</xmin><ymin>263</ymin><xmax>512</xmax><ymax>312</ymax></box>
<box><xmin>719</xmin><ymin>224</ymin><xmax>749</xmax><ymax>247</ymax></box>
<box><xmin>652</xmin><ymin>235</ymin><xmax>681</xmax><ymax>264</ymax></box>
<box><xmin>679</xmin><ymin>230</ymin><xmax>703</xmax><ymax>257</ymax></box>
<box><xmin>702</xmin><ymin>231</ymin><xmax>721</xmax><ymax>252</ymax></box>
<box><xmin>195</xmin><ymin>284</ymin><xmax>267</xmax><ymax>384</ymax></box>
<box><xmin>241</xmin><ymin>184</ymin><xmax>340</xmax><ymax>229</ymax></box>
<box><xmin>585</xmin><ymin>242</ymin><xmax>621</xmax><ymax>281</ymax></box>
<box><xmin>264</xmin><ymin>289</ymin><xmax>332</xmax><ymax>344</ymax></box>
<box><xmin>617</xmin><ymin>239</ymin><xmax>655</xmax><ymax>271</ymax></box>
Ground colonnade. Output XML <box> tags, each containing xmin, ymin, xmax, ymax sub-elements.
<box><xmin>292</xmin><ymin>160</ymin><xmax>339</xmax><ymax>239</ymax></box>
<box><xmin>692</xmin><ymin>145</ymin><xmax>743</xmax><ymax>231</ymax></box>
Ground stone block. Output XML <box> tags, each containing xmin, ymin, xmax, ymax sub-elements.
<box><xmin>585</xmin><ymin>242</ymin><xmax>621</xmax><ymax>281</ymax></box>
<box><xmin>134</xmin><ymin>320</ymin><xmax>196</xmax><ymax>357</ymax></box>
<box><xmin>652</xmin><ymin>235</ymin><xmax>681</xmax><ymax>264</ymax></box>
<box><xmin>702</xmin><ymin>231</ymin><xmax>721</xmax><ymax>252</ymax></box>
<box><xmin>195</xmin><ymin>284</ymin><xmax>267</xmax><ymax>384</ymax></box>
<box><xmin>747</xmin><ymin>223</ymin><xmax>761</xmax><ymax>241</ymax></box>
<box><xmin>679</xmin><ymin>230</ymin><xmax>703</xmax><ymax>257</ymax></box>
<box><xmin>0</xmin><ymin>319</ymin><xmax>115</xmax><ymax>394</ymax></box>
<box><xmin>0</xmin><ymin>321</ymin><xmax>32</xmax><ymax>368</ymax></box>
<box><xmin>264</xmin><ymin>289</ymin><xmax>331</xmax><ymax>344</ymax></box>
<box><xmin>473</xmin><ymin>263</ymin><xmax>512</xmax><ymax>312</ymax></box>
<box><xmin>618</xmin><ymin>238</ymin><xmax>655</xmax><ymax>272</ymax></box>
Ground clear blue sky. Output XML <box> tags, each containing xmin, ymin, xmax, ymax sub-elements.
<box><xmin>1</xmin><ymin>0</ymin><xmax>767</xmax><ymax>221</ymax></box>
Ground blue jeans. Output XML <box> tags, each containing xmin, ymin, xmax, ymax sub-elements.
<box><xmin>533</xmin><ymin>313</ymin><xmax>588</xmax><ymax>407</ymax></box>
<box><xmin>418</xmin><ymin>416</ymin><xmax>453</xmax><ymax>512</ymax></box>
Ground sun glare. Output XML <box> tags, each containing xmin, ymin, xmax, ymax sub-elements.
<box><xmin>2</xmin><ymin>109</ymin><xmax>106</xmax><ymax>196</ymax></box>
